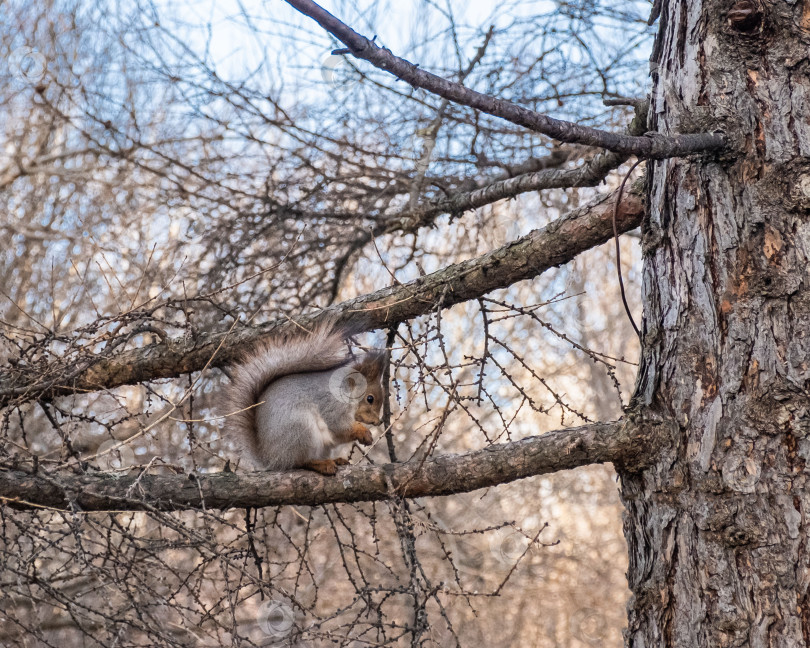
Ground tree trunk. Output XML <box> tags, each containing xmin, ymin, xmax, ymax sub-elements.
<box><xmin>620</xmin><ymin>1</ymin><xmax>810</xmax><ymax>645</ymax></box>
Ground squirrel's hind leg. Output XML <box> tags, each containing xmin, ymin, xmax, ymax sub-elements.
<box><xmin>301</xmin><ymin>459</ymin><xmax>340</xmax><ymax>475</ymax></box>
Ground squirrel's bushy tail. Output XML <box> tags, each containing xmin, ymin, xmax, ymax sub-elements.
<box><xmin>224</xmin><ymin>322</ymin><xmax>351</xmax><ymax>456</ymax></box>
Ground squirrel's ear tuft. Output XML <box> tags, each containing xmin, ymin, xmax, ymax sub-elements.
<box><xmin>355</xmin><ymin>350</ymin><xmax>387</xmax><ymax>380</ymax></box>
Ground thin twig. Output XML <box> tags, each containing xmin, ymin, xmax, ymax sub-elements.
<box><xmin>613</xmin><ymin>159</ymin><xmax>644</xmax><ymax>338</ymax></box>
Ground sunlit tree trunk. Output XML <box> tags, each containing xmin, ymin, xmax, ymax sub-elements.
<box><xmin>621</xmin><ymin>1</ymin><xmax>810</xmax><ymax>645</ymax></box>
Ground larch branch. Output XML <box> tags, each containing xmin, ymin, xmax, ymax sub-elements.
<box><xmin>0</xmin><ymin>417</ymin><xmax>668</xmax><ymax>512</ymax></box>
<box><xmin>284</xmin><ymin>0</ymin><xmax>726</xmax><ymax>159</ymax></box>
<box><xmin>0</xmin><ymin>185</ymin><xmax>644</xmax><ymax>406</ymax></box>
<box><xmin>383</xmin><ymin>149</ymin><xmax>626</xmax><ymax>234</ymax></box>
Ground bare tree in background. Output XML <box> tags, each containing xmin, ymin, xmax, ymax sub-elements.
<box><xmin>2</xmin><ymin>0</ymin><xmax>805</xmax><ymax>646</ymax></box>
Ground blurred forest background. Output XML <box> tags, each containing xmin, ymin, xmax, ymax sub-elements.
<box><xmin>0</xmin><ymin>0</ymin><xmax>651</xmax><ymax>645</ymax></box>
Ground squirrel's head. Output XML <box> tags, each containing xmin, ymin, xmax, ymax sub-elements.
<box><xmin>351</xmin><ymin>351</ymin><xmax>386</xmax><ymax>426</ymax></box>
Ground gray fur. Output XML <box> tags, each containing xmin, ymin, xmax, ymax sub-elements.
<box><xmin>252</xmin><ymin>370</ymin><xmax>357</xmax><ymax>470</ymax></box>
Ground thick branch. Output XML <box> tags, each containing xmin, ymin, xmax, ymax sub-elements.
<box><xmin>383</xmin><ymin>149</ymin><xmax>625</xmax><ymax>234</ymax></box>
<box><xmin>285</xmin><ymin>0</ymin><xmax>726</xmax><ymax>159</ymax></box>
<box><xmin>0</xmin><ymin>417</ymin><xmax>668</xmax><ymax>512</ymax></box>
<box><xmin>0</xmin><ymin>185</ymin><xmax>644</xmax><ymax>406</ymax></box>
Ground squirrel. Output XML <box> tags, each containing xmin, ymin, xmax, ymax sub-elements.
<box><xmin>225</xmin><ymin>323</ymin><xmax>385</xmax><ymax>475</ymax></box>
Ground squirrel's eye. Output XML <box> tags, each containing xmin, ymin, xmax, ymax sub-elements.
<box><xmin>366</xmin><ymin>395</ymin><xmax>374</xmax><ymax>404</ymax></box>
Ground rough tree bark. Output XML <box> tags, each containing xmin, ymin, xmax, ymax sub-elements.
<box><xmin>621</xmin><ymin>2</ymin><xmax>810</xmax><ymax>646</ymax></box>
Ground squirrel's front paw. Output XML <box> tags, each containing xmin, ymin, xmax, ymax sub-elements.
<box><xmin>350</xmin><ymin>421</ymin><xmax>374</xmax><ymax>446</ymax></box>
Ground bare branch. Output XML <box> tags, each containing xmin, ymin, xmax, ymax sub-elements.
<box><xmin>0</xmin><ymin>417</ymin><xmax>668</xmax><ymax>512</ymax></box>
<box><xmin>385</xmin><ymin>97</ymin><xmax>649</xmax><ymax>234</ymax></box>
<box><xmin>285</xmin><ymin>0</ymin><xmax>726</xmax><ymax>159</ymax></box>
<box><xmin>0</xmin><ymin>184</ymin><xmax>644</xmax><ymax>406</ymax></box>
<box><xmin>383</xmin><ymin>149</ymin><xmax>627</xmax><ymax>234</ymax></box>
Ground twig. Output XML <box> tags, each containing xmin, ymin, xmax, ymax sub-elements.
<box><xmin>612</xmin><ymin>159</ymin><xmax>644</xmax><ymax>338</ymax></box>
